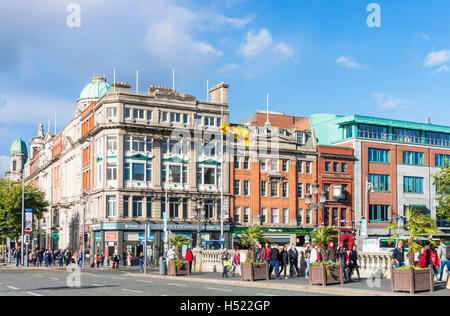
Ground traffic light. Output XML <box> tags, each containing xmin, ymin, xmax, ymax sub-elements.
<box><xmin>84</xmin><ymin>233</ymin><xmax>88</xmax><ymax>242</ymax></box>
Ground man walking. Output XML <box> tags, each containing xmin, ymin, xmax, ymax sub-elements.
<box><xmin>268</xmin><ymin>244</ymin><xmax>281</xmax><ymax>280</ymax></box>
<box><xmin>437</xmin><ymin>239</ymin><xmax>450</xmax><ymax>283</ymax></box>
<box><xmin>326</xmin><ymin>241</ymin><xmax>337</xmax><ymax>264</ymax></box>
<box><xmin>392</xmin><ymin>240</ymin><xmax>405</xmax><ymax>268</ymax></box>
<box><xmin>288</xmin><ymin>244</ymin><xmax>301</xmax><ymax>277</ymax></box>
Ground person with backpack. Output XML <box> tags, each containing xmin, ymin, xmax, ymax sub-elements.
<box><xmin>268</xmin><ymin>244</ymin><xmax>281</xmax><ymax>280</ymax></box>
<box><xmin>437</xmin><ymin>239</ymin><xmax>450</xmax><ymax>283</ymax></box>
<box><xmin>221</xmin><ymin>249</ymin><xmax>231</xmax><ymax>278</ymax></box>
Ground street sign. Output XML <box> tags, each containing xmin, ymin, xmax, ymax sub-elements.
<box><xmin>25</xmin><ymin>227</ymin><xmax>32</xmax><ymax>235</ymax></box>
<box><xmin>24</xmin><ymin>235</ymin><xmax>30</xmax><ymax>245</ymax></box>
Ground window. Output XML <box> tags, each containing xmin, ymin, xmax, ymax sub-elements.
<box><xmin>297</xmin><ymin>209</ymin><xmax>303</xmax><ymax>224</ymax></box>
<box><xmin>97</xmin><ymin>162</ymin><xmax>102</xmax><ymax>186</ymax></box>
<box><xmin>12</xmin><ymin>161</ymin><xmax>16</xmax><ymax>172</ymax></box>
<box><xmin>124</xmin><ymin>135</ymin><xmax>152</xmax><ymax>153</ymax></box>
<box><xmin>234</xmin><ymin>180</ymin><xmax>241</xmax><ymax>195</ymax></box>
<box><xmin>106</xmin><ymin>136</ymin><xmax>117</xmax><ymax>152</ymax></box>
<box><xmin>146</xmin><ymin>198</ymin><xmax>152</xmax><ymax>218</ymax></box>
<box><xmin>197</xmin><ymin>165</ymin><xmax>221</xmax><ymax>186</ymax></box>
<box><xmin>341</xmin><ymin>163</ymin><xmax>347</xmax><ymax>173</ymax></box>
<box><xmin>368</xmin><ymin>148</ymin><xmax>390</xmax><ymax>163</ymax></box>
<box><xmin>282</xmin><ymin>208</ymin><xmax>289</xmax><ymax>224</ymax></box>
<box><xmin>357</xmin><ymin>124</ymin><xmax>388</xmax><ymax>140</ymax></box>
<box><xmin>132</xmin><ymin>163</ymin><xmax>145</xmax><ymax>181</ymax></box>
<box><xmin>194</xmin><ymin>114</ymin><xmax>202</xmax><ymax>126</ymax></box>
<box><xmin>162</xmin><ymin>164</ymin><xmax>188</xmax><ymax>185</ymax></box>
<box><xmin>270</xmin><ymin>159</ymin><xmax>278</xmax><ymax>172</ymax></box>
<box><xmin>234</xmin><ymin>156</ymin><xmax>240</xmax><ymax>169</ymax></box>
<box><xmin>369</xmin><ymin>174</ymin><xmax>390</xmax><ymax>192</ymax></box>
<box><xmin>124</xmin><ymin>163</ymin><xmax>130</xmax><ymax>181</ymax></box>
<box><xmin>183</xmin><ymin>113</ymin><xmax>189</xmax><ymax>124</ymax></box>
<box><xmin>244</xmin><ymin>207</ymin><xmax>250</xmax><ymax>223</ymax></box>
<box><xmin>436</xmin><ymin>154</ymin><xmax>450</xmax><ymax>167</ymax></box>
<box><xmin>333</xmin><ymin>162</ymin><xmax>339</xmax><ymax>173</ymax></box>
<box><xmin>296</xmin><ymin>132</ymin><xmax>305</xmax><ymax>144</ymax></box>
<box><xmin>393</xmin><ymin>128</ymin><xmax>422</xmax><ymax>144</ymax></box>
<box><xmin>332</xmin><ymin>208</ymin><xmax>338</xmax><ymax>226</ymax></box>
<box><xmin>205</xmin><ymin>200</ymin><xmax>214</xmax><ymax>219</ymax></box>
<box><xmin>106</xmin><ymin>163</ymin><xmax>117</xmax><ymax>181</ymax></box>
<box><xmin>132</xmin><ymin>197</ymin><xmax>143</xmax><ymax>217</ymax></box>
<box><xmin>204</xmin><ymin>116</ymin><xmax>215</xmax><ymax>126</ymax></box>
<box><xmin>305</xmin><ymin>162</ymin><xmax>312</xmax><ymax>174</ymax></box>
<box><xmin>344</xmin><ymin>125</ymin><xmax>353</xmax><ymax>138</ymax></box>
<box><xmin>162</xmin><ymin>139</ymin><xmax>188</xmax><ymax>155</ymax></box>
<box><xmin>234</xmin><ymin>207</ymin><xmax>241</xmax><ymax>222</ymax></box>
<box><xmin>369</xmin><ymin>205</ymin><xmax>390</xmax><ymax>222</ymax></box>
<box><xmin>325</xmin><ymin>162</ymin><xmax>331</xmax><ymax>172</ymax></box>
<box><xmin>170</xmin><ymin>112</ymin><xmax>181</xmax><ymax>123</ymax></box>
<box><xmin>169</xmin><ymin>198</ymin><xmax>180</xmax><ymax>218</ymax></box>
<box><xmin>270</xmin><ymin>182</ymin><xmax>279</xmax><ymax>197</ymax></box>
<box><xmin>260</xmin><ymin>159</ymin><xmax>267</xmax><ymax>171</ymax></box>
<box><xmin>426</xmin><ymin>132</ymin><xmax>450</xmax><ymax>147</ymax></box>
<box><xmin>297</xmin><ymin>183</ymin><xmax>304</xmax><ymax>198</ymax></box>
<box><xmin>162</xmin><ymin>112</ymin><xmax>168</xmax><ymax>122</ymax></box>
<box><xmin>404</xmin><ymin>176</ymin><xmax>424</xmax><ymax>193</ymax></box>
<box><xmin>243</xmin><ymin>156</ymin><xmax>250</xmax><ymax>169</ymax></box>
<box><xmin>125</xmin><ymin>107</ymin><xmax>131</xmax><ymax>119</ymax></box>
<box><xmin>403</xmin><ymin>151</ymin><xmax>424</xmax><ymax>166</ymax></box>
<box><xmin>123</xmin><ymin>196</ymin><xmax>129</xmax><ymax>218</ymax></box>
<box><xmin>132</xmin><ymin>136</ymin><xmax>145</xmax><ymax>152</ymax></box>
<box><xmin>341</xmin><ymin>208</ymin><xmax>347</xmax><ymax>223</ymax></box>
<box><xmin>147</xmin><ymin>110</ymin><xmax>153</xmax><ymax>121</ymax></box>
<box><xmin>243</xmin><ymin>180</ymin><xmax>250</xmax><ymax>196</ymax></box>
<box><xmin>107</xmin><ymin>107</ymin><xmax>117</xmax><ymax>119</ymax></box>
<box><xmin>106</xmin><ymin>196</ymin><xmax>116</xmax><ymax>217</ymax></box>
<box><xmin>271</xmin><ymin>208</ymin><xmax>279</xmax><ymax>224</ymax></box>
<box><xmin>306</xmin><ymin>209</ymin><xmax>312</xmax><ymax>224</ymax></box>
<box><xmin>282</xmin><ymin>160</ymin><xmax>289</xmax><ymax>172</ymax></box>
<box><xmin>133</xmin><ymin>109</ymin><xmax>144</xmax><ymax>120</ymax></box>
<box><xmin>261</xmin><ymin>208</ymin><xmax>267</xmax><ymax>223</ymax></box>
<box><xmin>297</xmin><ymin>161</ymin><xmax>303</xmax><ymax>173</ymax></box>
<box><xmin>305</xmin><ymin>183</ymin><xmax>311</xmax><ymax>194</ymax></box>
<box><xmin>282</xmin><ymin>182</ymin><xmax>288</xmax><ymax>198</ymax></box>
<box><xmin>261</xmin><ymin>181</ymin><xmax>267</xmax><ymax>197</ymax></box>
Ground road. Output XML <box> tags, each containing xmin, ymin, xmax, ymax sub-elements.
<box><xmin>0</xmin><ymin>267</ymin><xmax>332</xmax><ymax>296</ymax></box>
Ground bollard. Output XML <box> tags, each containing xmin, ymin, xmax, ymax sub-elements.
<box><xmin>159</xmin><ymin>256</ymin><xmax>167</xmax><ymax>275</ymax></box>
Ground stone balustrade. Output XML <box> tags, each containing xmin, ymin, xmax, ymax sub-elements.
<box><xmin>192</xmin><ymin>249</ymin><xmax>400</xmax><ymax>279</ymax></box>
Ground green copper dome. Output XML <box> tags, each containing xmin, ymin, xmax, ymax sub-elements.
<box><xmin>11</xmin><ymin>138</ymin><xmax>28</xmax><ymax>155</ymax></box>
<box><xmin>80</xmin><ymin>77</ymin><xmax>112</xmax><ymax>99</ymax></box>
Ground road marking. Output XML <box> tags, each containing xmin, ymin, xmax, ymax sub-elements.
<box><xmin>137</xmin><ymin>280</ymin><xmax>153</xmax><ymax>283</ymax></box>
<box><xmin>257</xmin><ymin>293</ymin><xmax>277</xmax><ymax>296</ymax></box>
<box><xmin>49</xmin><ymin>277</ymin><xmax>58</xmax><ymax>281</ymax></box>
<box><xmin>92</xmin><ymin>284</ymin><xmax>103</xmax><ymax>287</ymax></box>
<box><xmin>205</xmin><ymin>287</ymin><xmax>232</xmax><ymax>292</ymax></box>
<box><xmin>34</xmin><ymin>275</ymin><xmax>43</xmax><ymax>278</ymax></box>
<box><xmin>7</xmin><ymin>286</ymin><xmax>18</xmax><ymax>290</ymax></box>
<box><xmin>27</xmin><ymin>292</ymin><xmax>42</xmax><ymax>297</ymax></box>
<box><xmin>112</xmin><ymin>277</ymin><xmax>125</xmax><ymax>280</ymax></box>
<box><xmin>168</xmin><ymin>283</ymin><xmax>187</xmax><ymax>287</ymax></box>
<box><xmin>122</xmin><ymin>289</ymin><xmax>143</xmax><ymax>293</ymax></box>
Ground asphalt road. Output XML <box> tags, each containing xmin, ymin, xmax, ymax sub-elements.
<box><xmin>0</xmin><ymin>267</ymin><xmax>331</xmax><ymax>296</ymax></box>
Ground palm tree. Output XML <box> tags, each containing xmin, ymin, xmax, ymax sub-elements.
<box><xmin>310</xmin><ymin>227</ymin><xmax>339</xmax><ymax>263</ymax></box>
<box><xmin>386</xmin><ymin>207</ymin><xmax>440</xmax><ymax>266</ymax></box>
<box><xmin>239</xmin><ymin>224</ymin><xmax>268</xmax><ymax>263</ymax></box>
<box><xmin>169</xmin><ymin>234</ymin><xmax>191</xmax><ymax>261</ymax></box>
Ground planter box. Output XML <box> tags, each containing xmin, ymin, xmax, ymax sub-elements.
<box><xmin>390</xmin><ymin>266</ymin><xmax>434</xmax><ymax>294</ymax></box>
<box><xmin>168</xmin><ymin>261</ymin><xmax>191</xmax><ymax>276</ymax></box>
<box><xmin>309</xmin><ymin>264</ymin><xmax>344</xmax><ymax>286</ymax></box>
<box><xmin>240</xmin><ymin>263</ymin><xmax>269</xmax><ymax>281</ymax></box>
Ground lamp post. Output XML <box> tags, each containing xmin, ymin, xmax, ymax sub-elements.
<box><xmin>194</xmin><ymin>201</ymin><xmax>205</xmax><ymax>250</ymax></box>
<box><xmin>305</xmin><ymin>182</ymin><xmax>327</xmax><ymax>229</ymax></box>
<box><xmin>20</xmin><ymin>176</ymin><xmax>33</xmax><ymax>267</ymax></box>
<box><xmin>364</xmin><ymin>177</ymin><xmax>375</xmax><ymax>239</ymax></box>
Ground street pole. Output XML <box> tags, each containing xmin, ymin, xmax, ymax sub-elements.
<box><xmin>163</xmin><ymin>165</ymin><xmax>170</xmax><ymax>258</ymax></box>
<box><xmin>220</xmin><ymin>106</ymin><xmax>224</xmax><ymax>248</ymax></box>
<box><xmin>21</xmin><ymin>177</ymin><xmax>24</xmax><ymax>266</ymax></box>
<box><xmin>82</xmin><ymin>199</ymin><xmax>86</xmax><ymax>269</ymax></box>
<box><xmin>144</xmin><ymin>222</ymin><xmax>147</xmax><ymax>274</ymax></box>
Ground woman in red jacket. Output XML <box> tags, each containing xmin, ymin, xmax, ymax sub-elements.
<box><xmin>185</xmin><ymin>248</ymin><xmax>194</xmax><ymax>273</ymax></box>
<box><xmin>430</xmin><ymin>244</ymin><xmax>440</xmax><ymax>280</ymax></box>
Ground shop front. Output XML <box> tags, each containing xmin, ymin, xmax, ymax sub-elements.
<box><xmin>232</xmin><ymin>227</ymin><xmax>314</xmax><ymax>248</ymax></box>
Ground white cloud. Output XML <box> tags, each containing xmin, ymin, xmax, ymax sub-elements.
<box><xmin>240</xmin><ymin>29</ymin><xmax>273</xmax><ymax>58</ymax></box>
<box><xmin>424</xmin><ymin>49</ymin><xmax>450</xmax><ymax>67</ymax></box>
<box><xmin>274</xmin><ymin>42</ymin><xmax>295</xmax><ymax>59</ymax></box>
<box><xmin>336</xmin><ymin>56</ymin><xmax>368</xmax><ymax>69</ymax></box>
<box><xmin>215</xmin><ymin>14</ymin><xmax>255</xmax><ymax>28</ymax></box>
<box><xmin>433</xmin><ymin>65</ymin><xmax>450</xmax><ymax>74</ymax></box>
<box><xmin>420</xmin><ymin>33</ymin><xmax>430</xmax><ymax>41</ymax></box>
<box><xmin>373</xmin><ymin>93</ymin><xmax>409</xmax><ymax>110</ymax></box>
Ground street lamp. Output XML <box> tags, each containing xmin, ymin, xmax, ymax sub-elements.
<box><xmin>305</xmin><ymin>182</ymin><xmax>327</xmax><ymax>228</ymax></box>
<box><xmin>194</xmin><ymin>201</ymin><xmax>205</xmax><ymax>250</ymax></box>
<box><xmin>20</xmin><ymin>176</ymin><xmax>33</xmax><ymax>267</ymax></box>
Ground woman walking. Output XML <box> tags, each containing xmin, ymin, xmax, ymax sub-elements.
<box><xmin>185</xmin><ymin>248</ymin><xmax>194</xmax><ymax>273</ymax></box>
<box><xmin>279</xmin><ymin>245</ymin><xmax>289</xmax><ymax>279</ymax></box>
<box><xmin>231</xmin><ymin>249</ymin><xmax>241</xmax><ymax>277</ymax></box>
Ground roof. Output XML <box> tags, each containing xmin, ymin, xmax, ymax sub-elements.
<box><xmin>80</xmin><ymin>77</ymin><xmax>112</xmax><ymax>99</ymax></box>
<box><xmin>11</xmin><ymin>138</ymin><xmax>28</xmax><ymax>155</ymax></box>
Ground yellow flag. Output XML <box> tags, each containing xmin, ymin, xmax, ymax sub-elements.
<box><xmin>221</xmin><ymin>122</ymin><xmax>249</xmax><ymax>146</ymax></box>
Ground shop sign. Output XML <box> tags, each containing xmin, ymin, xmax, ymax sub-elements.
<box><xmin>232</xmin><ymin>227</ymin><xmax>313</xmax><ymax>234</ymax></box>
<box><xmin>105</xmin><ymin>232</ymin><xmax>118</xmax><ymax>242</ymax></box>
<box><xmin>95</xmin><ymin>232</ymin><xmax>101</xmax><ymax>242</ymax></box>
<box><xmin>103</xmin><ymin>223</ymin><xmax>117</xmax><ymax>230</ymax></box>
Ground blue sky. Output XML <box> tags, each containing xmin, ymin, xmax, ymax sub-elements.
<box><xmin>1</xmin><ymin>0</ymin><xmax>450</xmax><ymax>174</ymax></box>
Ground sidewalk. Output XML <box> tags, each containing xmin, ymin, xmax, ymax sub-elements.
<box><xmin>125</xmin><ymin>270</ymin><xmax>450</xmax><ymax>296</ymax></box>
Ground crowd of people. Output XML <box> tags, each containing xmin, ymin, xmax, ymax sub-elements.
<box><xmin>219</xmin><ymin>242</ymin><xmax>362</xmax><ymax>282</ymax></box>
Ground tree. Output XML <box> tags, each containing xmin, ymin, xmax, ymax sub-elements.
<box><xmin>310</xmin><ymin>227</ymin><xmax>339</xmax><ymax>262</ymax></box>
<box><xmin>0</xmin><ymin>178</ymin><xmax>49</xmax><ymax>240</ymax></box>
<box><xmin>239</xmin><ymin>224</ymin><xmax>269</xmax><ymax>264</ymax></box>
<box><xmin>169</xmin><ymin>234</ymin><xmax>190</xmax><ymax>261</ymax></box>
<box><xmin>433</xmin><ymin>162</ymin><xmax>450</xmax><ymax>222</ymax></box>
<box><xmin>386</xmin><ymin>207</ymin><xmax>440</xmax><ymax>267</ymax></box>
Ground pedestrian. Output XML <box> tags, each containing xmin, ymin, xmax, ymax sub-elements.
<box><xmin>95</xmin><ymin>253</ymin><xmax>101</xmax><ymax>268</ymax></box>
<box><xmin>38</xmin><ymin>249</ymin><xmax>43</xmax><ymax>267</ymax></box>
<box><xmin>138</xmin><ymin>252</ymin><xmax>145</xmax><ymax>273</ymax></box>
<box><xmin>418</xmin><ymin>244</ymin><xmax>433</xmax><ymax>269</ymax></box>
<box><xmin>100</xmin><ymin>252</ymin><xmax>105</xmax><ymax>267</ymax></box>
<box><xmin>185</xmin><ymin>248</ymin><xmax>194</xmax><ymax>273</ymax></box>
<box><xmin>44</xmin><ymin>249</ymin><xmax>49</xmax><ymax>268</ymax></box>
<box><xmin>279</xmin><ymin>245</ymin><xmax>289</xmax><ymax>279</ymax></box>
<box><xmin>430</xmin><ymin>244</ymin><xmax>440</xmax><ymax>280</ymax></box>
<box><xmin>437</xmin><ymin>239</ymin><xmax>450</xmax><ymax>283</ymax></box>
<box><xmin>59</xmin><ymin>250</ymin><xmax>64</xmax><ymax>267</ymax></box>
<box><xmin>114</xmin><ymin>252</ymin><xmax>121</xmax><ymax>271</ymax></box>
<box><xmin>348</xmin><ymin>245</ymin><xmax>361</xmax><ymax>282</ymax></box>
<box><xmin>268</xmin><ymin>244</ymin><xmax>281</xmax><ymax>280</ymax></box>
<box><xmin>337</xmin><ymin>244</ymin><xmax>349</xmax><ymax>281</ymax></box>
<box><xmin>14</xmin><ymin>249</ymin><xmax>20</xmax><ymax>267</ymax></box>
<box><xmin>326</xmin><ymin>241</ymin><xmax>337</xmax><ymax>264</ymax></box>
<box><xmin>127</xmin><ymin>251</ymin><xmax>132</xmax><ymax>267</ymax></box>
<box><xmin>262</xmin><ymin>243</ymin><xmax>270</xmax><ymax>263</ymax></box>
<box><xmin>221</xmin><ymin>249</ymin><xmax>231</xmax><ymax>278</ymax></box>
<box><xmin>392</xmin><ymin>240</ymin><xmax>405</xmax><ymax>268</ymax></box>
<box><xmin>65</xmin><ymin>250</ymin><xmax>71</xmax><ymax>266</ymax></box>
<box><xmin>255</xmin><ymin>243</ymin><xmax>262</xmax><ymax>262</ymax></box>
<box><xmin>231</xmin><ymin>249</ymin><xmax>241</xmax><ymax>277</ymax></box>
<box><xmin>167</xmin><ymin>245</ymin><xmax>176</xmax><ymax>262</ymax></box>
<box><xmin>77</xmin><ymin>250</ymin><xmax>84</xmax><ymax>268</ymax></box>
<box><xmin>288</xmin><ymin>243</ymin><xmax>301</xmax><ymax>278</ymax></box>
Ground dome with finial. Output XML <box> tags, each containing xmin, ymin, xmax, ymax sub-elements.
<box><xmin>10</xmin><ymin>138</ymin><xmax>28</xmax><ymax>155</ymax></box>
<box><xmin>80</xmin><ymin>76</ymin><xmax>112</xmax><ymax>99</ymax></box>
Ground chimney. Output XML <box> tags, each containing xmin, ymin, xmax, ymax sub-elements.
<box><xmin>209</xmin><ymin>82</ymin><xmax>229</xmax><ymax>104</ymax></box>
<box><xmin>426</xmin><ymin>117</ymin><xmax>432</xmax><ymax>125</ymax></box>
